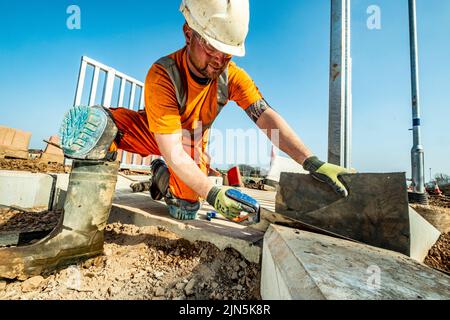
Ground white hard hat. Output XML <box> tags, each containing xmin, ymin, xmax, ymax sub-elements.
<box><xmin>180</xmin><ymin>0</ymin><xmax>250</xmax><ymax>57</ymax></box>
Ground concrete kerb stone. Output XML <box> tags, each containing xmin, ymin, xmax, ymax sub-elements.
<box><xmin>409</xmin><ymin>206</ymin><xmax>441</xmax><ymax>262</ymax></box>
<box><xmin>110</xmin><ymin>192</ymin><xmax>265</xmax><ymax>263</ymax></box>
<box><xmin>0</xmin><ymin>171</ymin><xmax>54</xmax><ymax>210</ymax></box>
<box><xmin>261</xmin><ymin>224</ymin><xmax>450</xmax><ymax>300</ymax></box>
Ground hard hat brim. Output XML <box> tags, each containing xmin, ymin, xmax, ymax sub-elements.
<box><xmin>203</xmin><ymin>33</ymin><xmax>246</xmax><ymax>57</ymax></box>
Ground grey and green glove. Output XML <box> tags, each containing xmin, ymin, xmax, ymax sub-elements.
<box><xmin>207</xmin><ymin>186</ymin><xmax>244</xmax><ymax>221</ymax></box>
<box><xmin>303</xmin><ymin>156</ymin><xmax>355</xmax><ymax>197</ymax></box>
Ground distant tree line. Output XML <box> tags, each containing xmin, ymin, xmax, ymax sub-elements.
<box><xmin>237</xmin><ymin>164</ymin><xmax>268</xmax><ymax>178</ymax></box>
<box><xmin>435</xmin><ymin>173</ymin><xmax>450</xmax><ymax>187</ymax></box>
<box><xmin>216</xmin><ymin>165</ymin><xmax>269</xmax><ymax>178</ymax></box>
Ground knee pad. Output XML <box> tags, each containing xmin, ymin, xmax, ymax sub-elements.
<box><xmin>60</xmin><ymin>106</ymin><xmax>118</xmax><ymax>160</ymax></box>
<box><xmin>165</xmin><ymin>196</ymin><xmax>200</xmax><ymax>221</ymax></box>
<box><xmin>150</xmin><ymin>159</ymin><xmax>200</xmax><ymax>220</ymax></box>
<box><xmin>150</xmin><ymin>159</ymin><xmax>170</xmax><ymax>201</ymax></box>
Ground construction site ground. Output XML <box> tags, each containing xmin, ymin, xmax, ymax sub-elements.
<box><xmin>0</xmin><ymin>158</ymin><xmax>449</xmax><ymax>299</ymax></box>
<box><xmin>0</xmin><ymin>207</ymin><xmax>261</xmax><ymax>300</ymax></box>
<box><xmin>0</xmin><ymin>158</ymin><xmax>68</xmax><ymax>174</ymax></box>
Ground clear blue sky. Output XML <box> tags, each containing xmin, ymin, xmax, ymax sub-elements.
<box><xmin>0</xmin><ymin>0</ymin><xmax>449</xmax><ymax>178</ymax></box>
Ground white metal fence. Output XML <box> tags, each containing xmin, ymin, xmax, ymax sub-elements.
<box><xmin>74</xmin><ymin>56</ymin><xmax>158</xmax><ymax>170</ymax></box>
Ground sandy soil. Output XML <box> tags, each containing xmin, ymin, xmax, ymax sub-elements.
<box><xmin>0</xmin><ymin>159</ymin><xmax>68</xmax><ymax>174</ymax></box>
<box><xmin>423</xmin><ymin>232</ymin><xmax>450</xmax><ymax>274</ymax></box>
<box><xmin>411</xmin><ymin>196</ymin><xmax>450</xmax><ymax>233</ymax></box>
<box><xmin>0</xmin><ymin>217</ymin><xmax>261</xmax><ymax>300</ymax></box>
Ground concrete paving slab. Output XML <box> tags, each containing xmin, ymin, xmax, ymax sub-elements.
<box><xmin>109</xmin><ymin>188</ymin><xmax>277</xmax><ymax>263</ymax></box>
<box><xmin>409</xmin><ymin>207</ymin><xmax>441</xmax><ymax>262</ymax></box>
<box><xmin>261</xmin><ymin>224</ymin><xmax>450</xmax><ymax>300</ymax></box>
<box><xmin>0</xmin><ymin>171</ymin><xmax>54</xmax><ymax>209</ymax></box>
<box><xmin>276</xmin><ymin>173</ymin><xmax>411</xmax><ymax>255</ymax></box>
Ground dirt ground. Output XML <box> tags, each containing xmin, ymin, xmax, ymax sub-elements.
<box><xmin>0</xmin><ymin>158</ymin><xmax>68</xmax><ymax>174</ymax></box>
<box><xmin>0</xmin><ymin>208</ymin><xmax>261</xmax><ymax>300</ymax></box>
<box><xmin>0</xmin><ymin>208</ymin><xmax>60</xmax><ymax>233</ymax></box>
<box><xmin>423</xmin><ymin>232</ymin><xmax>450</xmax><ymax>273</ymax></box>
<box><xmin>410</xmin><ymin>196</ymin><xmax>450</xmax><ymax>233</ymax></box>
<box><xmin>121</xmin><ymin>169</ymin><xmax>151</xmax><ymax>176</ymax></box>
<box><xmin>1</xmin><ymin>203</ymin><xmax>448</xmax><ymax>300</ymax></box>
<box><xmin>429</xmin><ymin>195</ymin><xmax>450</xmax><ymax>208</ymax></box>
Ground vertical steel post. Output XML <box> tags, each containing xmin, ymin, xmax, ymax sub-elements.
<box><xmin>328</xmin><ymin>0</ymin><xmax>352</xmax><ymax>168</ymax></box>
<box><xmin>408</xmin><ymin>0</ymin><xmax>425</xmax><ymax>194</ymax></box>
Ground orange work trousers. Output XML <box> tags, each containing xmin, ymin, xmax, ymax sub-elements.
<box><xmin>109</xmin><ymin>108</ymin><xmax>210</xmax><ymax>203</ymax></box>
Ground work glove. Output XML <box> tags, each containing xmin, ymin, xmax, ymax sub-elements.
<box><xmin>207</xmin><ymin>186</ymin><xmax>249</xmax><ymax>221</ymax></box>
<box><xmin>303</xmin><ymin>156</ymin><xmax>355</xmax><ymax>197</ymax></box>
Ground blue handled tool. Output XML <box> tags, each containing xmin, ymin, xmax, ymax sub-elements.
<box><xmin>225</xmin><ymin>189</ymin><xmax>260</xmax><ymax>224</ymax></box>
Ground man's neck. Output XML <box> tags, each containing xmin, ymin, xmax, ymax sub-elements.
<box><xmin>188</xmin><ymin>67</ymin><xmax>210</xmax><ymax>85</ymax></box>
<box><xmin>186</xmin><ymin>51</ymin><xmax>211</xmax><ymax>85</ymax></box>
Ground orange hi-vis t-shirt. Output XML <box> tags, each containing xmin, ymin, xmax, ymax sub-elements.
<box><xmin>144</xmin><ymin>47</ymin><xmax>263</xmax><ymax>135</ymax></box>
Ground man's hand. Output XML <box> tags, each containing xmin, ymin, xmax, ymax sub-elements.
<box><xmin>207</xmin><ymin>186</ymin><xmax>249</xmax><ymax>221</ymax></box>
<box><xmin>303</xmin><ymin>156</ymin><xmax>355</xmax><ymax>197</ymax></box>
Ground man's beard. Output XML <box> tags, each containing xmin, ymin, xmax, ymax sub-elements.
<box><xmin>189</xmin><ymin>55</ymin><xmax>226</xmax><ymax>80</ymax></box>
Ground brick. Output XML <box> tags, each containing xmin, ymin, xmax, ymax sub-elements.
<box><xmin>0</xmin><ymin>126</ymin><xmax>31</xmax><ymax>160</ymax></box>
<box><xmin>40</xmin><ymin>135</ymin><xmax>64</xmax><ymax>164</ymax></box>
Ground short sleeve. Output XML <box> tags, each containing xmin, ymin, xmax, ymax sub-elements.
<box><xmin>228</xmin><ymin>61</ymin><xmax>263</xmax><ymax>111</ymax></box>
<box><xmin>145</xmin><ymin>64</ymin><xmax>182</xmax><ymax>134</ymax></box>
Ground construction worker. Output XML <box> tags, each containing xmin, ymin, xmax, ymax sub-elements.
<box><xmin>60</xmin><ymin>0</ymin><xmax>353</xmax><ymax>222</ymax></box>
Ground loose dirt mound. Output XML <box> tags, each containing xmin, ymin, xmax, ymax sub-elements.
<box><xmin>0</xmin><ymin>159</ymin><xmax>68</xmax><ymax>174</ymax></box>
<box><xmin>411</xmin><ymin>197</ymin><xmax>450</xmax><ymax>272</ymax></box>
<box><xmin>411</xmin><ymin>196</ymin><xmax>450</xmax><ymax>233</ymax></box>
<box><xmin>424</xmin><ymin>232</ymin><xmax>450</xmax><ymax>273</ymax></box>
<box><xmin>429</xmin><ymin>195</ymin><xmax>450</xmax><ymax>208</ymax></box>
<box><xmin>0</xmin><ymin>222</ymin><xmax>261</xmax><ymax>300</ymax></box>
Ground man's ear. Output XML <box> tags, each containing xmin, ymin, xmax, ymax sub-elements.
<box><xmin>183</xmin><ymin>23</ymin><xmax>192</xmax><ymax>46</ymax></box>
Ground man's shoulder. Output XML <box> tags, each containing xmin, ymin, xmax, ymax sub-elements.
<box><xmin>146</xmin><ymin>48</ymin><xmax>186</xmax><ymax>83</ymax></box>
<box><xmin>227</xmin><ymin>60</ymin><xmax>252</xmax><ymax>82</ymax></box>
<box><xmin>228</xmin><ymin>60</ymin><xmax>240</xmax><ymax>73</ymax></box>
<box><xmin>152</xmin><ymin>48</ymin><xmax>185</xmax><ymax>70</ymax></box>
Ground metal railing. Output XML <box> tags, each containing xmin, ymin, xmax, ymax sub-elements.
<box><xmin>74</xmin><ymin>55</ymin><xmax>158</xmax><ymax>170</ymax></box>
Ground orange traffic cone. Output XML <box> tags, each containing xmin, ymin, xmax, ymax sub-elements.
<box><xmin>434</xmin><ymin>183</ymin><xmax>443</xmax><ymax>196</ymax></box>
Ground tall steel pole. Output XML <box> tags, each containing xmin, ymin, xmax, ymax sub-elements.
<box><xmin>328</xmin><ymin>0</ymin><xmax>352</xmax><ymax>168</ymax></box>
<box><xmin>408</xmin><ymin>0</ymin><xmax>425</xmax><ymax>194</ymax></box>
